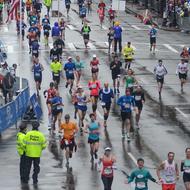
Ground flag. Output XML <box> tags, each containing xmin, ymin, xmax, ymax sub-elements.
<box><xmin>6</xmin><ymin>0</ymin><xmax>19</xmax><ymax>22</ymax></box>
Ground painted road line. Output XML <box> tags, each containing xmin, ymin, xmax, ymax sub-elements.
<box><xmin>127</xmin><ymin>152</ymin><xmax>138</xmax><ymax>166</ymax></box>
<box><xmin>96</xmin><ymin>110</ymin><xmax>104</xmax><ymax>119</ymax></box>
<box><xmin>67</xmin><ymin>24</ymin><xmax>75</xmax><ymax>30</ymax></box>
<box><xmin>105</xmin><ymin>42</ymin><xmax>109</xmax><ymax>47</ymax></box>
<box><xmin>7</xmin><ymin>45</ymin><xmax>14</xmax><ymax>53</ymax></box>
<box><xmin>175</xmin><ymin>107</ymin><xmax>188</xmax><ymax>118</ymax></box>
<box><xmin>68</xmin><ymin>42</ymin><xmax>77</xmax><ymax>51</ymax></box>
<box><xmin>3</xmin><ymin>26</ymin><xmax>8</xmax><ymax>32</ymax></box>
<box><xmin>163</xmin><ymin>44</ymin><xmax>179</xmax><ymax>53</ymax></box>
<box><xmin>131</xmin><ymin>25</ymin><xmax>141</xmax><ymax>30</ymax></box>
<box><xmin>88</xmin><ymin>42</ymin><xmax>96</xmax><ymax>50</ymax></box>
<box><xmin>102</xmin><ymin>25</ymin><xmax>108</xmax><ymax>30</ymax></box>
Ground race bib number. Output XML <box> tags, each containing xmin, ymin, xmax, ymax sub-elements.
<box><xmin>128</xmin><ymin>83</ymin><xmax>133</xmax><ymax>87</ymax></box>
<box><xmin>135</xmin><ymin>96</ymin><xmax>141</xmax><ymax>101</ymax></box>
<box><xmin>91</xmin><ymin>84</ymin><xmax>97</xmax><ymax>88</ymax></box>
<box><xmin>101</xmin><ymin>102</ymin><xmax>106</xmax><ymax>106</ymax></box>
<box><xmin>35</xmin><ymin>73</ymin><xmax>41</xmax><ymax>77</ymax></box>
<box><xmin>57</xmin><ymin>105</ymin><xmax>62</xmax><ymax>110</ymax></box>
<box><xmin>58</xmin><ymin>45</ymin><xmax>62</xmax><ymax>48</ymax></box>
<box><xmin>136</xmin><ymin>182</ymin><xmax>146</xmax><ymax>189</ymax></box>
<box><xmin>33</xmin><ymin>50</ymin><xmax>37</xmax><ymax>53</ymax></box>
<box><xmin>125</xmin><ymin>103</ymin><xmax>130</xmax><ymax>108</ymax></box>
<box><xmin>185</xmin><ymin>168</ymin><xmax>190</xmax><ymax>173</ymax></box>
<box><xmin>54</xmin><ymin>73</ymin><xmax>59</xmax><ymax>76</ymax></box>
<box><xmin>104</xmin><ymin>167</ymin><xmax>112</xmax><ymax>175</ymax></box>
<box><xmin>65</xmin><ymin>140</ymin><xmax>68</xmax><ymax>145</ymax></box>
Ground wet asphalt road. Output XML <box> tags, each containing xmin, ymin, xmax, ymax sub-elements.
<box><xmin>0</xmin><ymin>1</ymin><xmax>190</xmax><ymax>190</ymax></box>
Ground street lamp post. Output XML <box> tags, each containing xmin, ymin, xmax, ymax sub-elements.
<box><xmin>172</xmin><ymin>0</ymin><xmax>177</xmax><ymax>27</ymax></box>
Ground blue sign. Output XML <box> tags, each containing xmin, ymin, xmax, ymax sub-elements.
<box><xmin>30</xmin><ymin>93</ymin><xmax>42</xmax><ymax>121</ymax></box>
<box><xmin>0</xmin><ymin>87</ymin><xmax>30</xmax><ymax>133</ymax></box>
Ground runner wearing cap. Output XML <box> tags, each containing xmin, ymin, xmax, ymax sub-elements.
<box><xmin>64</xmin><ymin>57</ymin><xmax>76</xmax><ymax>94</ymax></box>
<box><xmin>90</xmin><ymin>54</ymin><xmax>100</xmax><ymax>80</ymax></box>
<box><xmin>154</xmin><ymin>59</ymin><xmax>167</xmax><ymax>99</ymax></box>
<box><xmin>99</xmin><ymin>147</ymin><xmax>116</xmax><ymax>190</ymax></box>
<box><xmin>74</xmin><ymin>86</ymin><xmax>90</xmax><ymax>133</ymax></box>
<box><xmin>60</xmin><ymin>114</ymin><xmax>78</xmax><ymax>167</ymax></box>
<box><xmin>99</xmin><ymin>83</ymin><xmax>114</xmax><ymax>128</ymax></box>
<box><xmin>84</xmin><ymin>113</ymin><xmax>101</xmax><ymax>162</ymax></box>
<box><xmin>88</xmin><ymin>76</ymin><xmax>101</xmax><ymax>116</ymax></box>
<box><xmin>117</xmin><ymin>88</ymin><xmax>135</xmax><ymax>141</ymax></box>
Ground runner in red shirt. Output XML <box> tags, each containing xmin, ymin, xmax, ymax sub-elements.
<box><xmin>98</xmin><ymin>0</ymin><xmax>106</xmax><ymax>11</ymax></box>
<box><xmin>97</xmin><ymin>7</ymin><xmax>105</xmax><ymax>28</ymax></box>
<box><xmin>108</xmin><ymin>6</ymin><xmax>116</xmax><ymax>26</ymax></box>
<box><xmin>88</xmin><ymin>76</ymin><xmax>101</xmax><ymax>115</ymax></box>
<box><xmin>44</xmin><ymin>82</ymin><xmax>57</xmax><ymax>128</ymax></box>
<box><xmin>90</xmin><ymin>54</ymin><xmax>100</xmax><ymax>80</ymax></box>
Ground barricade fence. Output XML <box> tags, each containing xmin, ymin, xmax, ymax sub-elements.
<box><xmin>0</xmin><ymin>86</ymin><xmax>30</xmax><ymax>133</ymax></box>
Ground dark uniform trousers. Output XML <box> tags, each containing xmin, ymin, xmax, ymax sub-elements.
<box><xmin>25</xmin><ymin>157</ymin><xmax>40</xmax><ymax>184</ymax></box>
<box><xmin>20</xmin><ymin>154</ymin><xmax>27</xmax><ymax>183</ymax></box>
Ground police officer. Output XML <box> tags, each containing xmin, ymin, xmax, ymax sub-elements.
<box><xmin>23</xmin><ymin>121</ymin><xmax>47</xmax><ymax>184</ymax></box>
<box><xmin>16</xmin><ymin>122</ymin><xmax>27</xmax><ymax>183</ymax></box>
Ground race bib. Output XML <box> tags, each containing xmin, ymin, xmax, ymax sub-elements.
<box><xmin>136</xmin><ymin>182</ymin><xmax>146</xmax><ymax>189</ymax></box>
<box><xmin>33</xmin><ymin>50</ymin><xmax>37</xmax><ymax>53</ymax></box>
<box><xmin>65</xmin><ymin>140</ymin><xmax>68</xmax><ymax>145</ymax></box>
<box><xmin>58</xmin><ymin>45</ymin><xmax>62</xmax><ymax>48</ymax></box>
<box><xmin>135</xmin><ymin>96</ymin><xmax>141</xmax><ymax>101</ymax></box>
<box><xmin>35</xmin><ymin>72</ymin><xmax>41</xmax><ymax>77</ymax></box>
<box><xmin>101</xmin><ymin>102</ymin><xmax>106</xmax><ymax>106</ymax></box>
<box><xmin>54</xmin><ymin>73</ymin><xmax>59</xmax><ymax>76</ymax></box>
<box><xmin>125</xmin><ymin>103</ymin><xmax>130</xmax><ymax>108</ymax></box>
<box><xmin>128</xmin><ymin>83</ymin><xmax>133</xmax><ymax>87</ymax></box>
<box><xmin>57</xmin><ymin>105</ymin><xmax>62</xmax><ymax>110</ymax></box>
<box><xmin>185</xmin><ymin>168</ymin><xmax>190</xmax><ymax>173</ymax></box>
<box><xmin>69</xmin><ymin>70</ymin><xmax>73</xmax><ymax>74</ymax></box>
<box><xmin>91</xmin><ymin>84</ymin><xmax>97</xmax><ymax>88</ymax></box>
<box><xmin>104</xmin><ymin>167</ymin><xmax>112</xmax><ymax>175</ymax></box>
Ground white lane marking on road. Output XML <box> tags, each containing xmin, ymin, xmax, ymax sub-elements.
<box><xmin>131</xmin><ymin>25</ymin><xmax>141</xmax><ymax>30</ymax></box>
<box><xmin>7</xmin><ymin>45</ymin><xmax>14</xmax><ymax>53</ymax></box>
<box><xmin>68</xmin><ymin>43</ymin><xmax>77</xmax><ymax>51</ymax></box>
<box><xmin>175</xmin><ymin>107</ymin><xmax>188</xmax><ymax>118</ymax></box>
<box><xmin>3</xmin><ymin>26</ymin><xmax>8</xmax><ymax>32</ymax></box>
<box><xmin>127</xmin><ymin>152</ymin><xmax>138</xmax><ymax>166</ymax></box>
<box><xmin>163</xmin><ymin>44</ymin><xmax>179</xmax><ymax>53</ymax></box>
<box><xmin>105</xmin><ymin>42</ymin><xmax>109</xmax><ymax>47</ymax></box>
<box><xmin>102</xmin><ymin>25</ymin><xmax>108</xmax><ymax>30</ymax></box>
<box><xmin>88</xmin><ymin>42</ymin><xmax>96</xmax><ymax>50</ymax></box>
<box><xmin>96</xmin><ymin>110</ymin><xmax>104</xmax><ymax>119</ymax></box>
<box><xmin>67</xmin><ymin>24</ymin><xmax>75</xmax><ymax>30</ymax></box>
<box><xmin>180</xmin><ymin>45</ymin><xmax>185</xmax><ymax>48</ymax></box>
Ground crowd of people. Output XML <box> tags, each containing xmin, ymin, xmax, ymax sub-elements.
<box><xmin>0</xmin><ymin>0</ymin><xmax>186</xmax><ymax>189</ymax></box>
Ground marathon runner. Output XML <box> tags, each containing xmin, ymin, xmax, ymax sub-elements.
<box><xmin>110</xmin><ymin>55</ymin><xmax>122</xmax><ymax>94</ymax></box>
<box><xmin>65</xmin><ymin>0</ymin><xmax>71</xmax><ymax>16</ymax></box>
<box><xmin>97</xmin><ymin>6</ymin><xmax>105</xmax><ymax>28</ymax></box>
<box><xmin>50</xmin><ymin>44</ymin><xmax>59</xmax><ymax>60</ymax></box>
<box><xmin>157</xmin><ymin>152</ymin><xmax>179</xmax><ymax>190</ymax></box>
<box><xmin>122</xmin><ymin>42</ymin><xmax>134</xmax><ymax>69</ymax></box>
<box><xmin>132</xmin><ymin>85</ymin><xmax>145</xmax><ymax>129</ymax></box>
<box><xmin>117</xmin><ymin>88</ymin><xmax>135</xmax><ymax>141</ymax></box>
<box><xmin>126</xmin><ymin>158</ymin><xmax>158</xmax><ymax>189</ymax></box>
<box><xmin>60</xmin><ymin>114</ymin><xmax>78</xmax><ymax>167</ymax></box>
<box><xmin>42</xmin><ymin>19</ymin><xmax>51</xmax><ymax>46</ymax></box>
<box><xmin>75</xmin><ymin>86</ymin><xmax>90</xmax><ymax>133</ymax></box>
<box><xmin>108</xmin><ymin>5</ymin><xmax>116</xmax><ymax>26</ymax></box>
<box><xmin>90</xmin><ymin>54</ymin><xmax>99</xmax><ymax>80</ymax></box>
<box><xmin>88</xmin><ymin>76</ymin><xmax>101</xmax><ymax>116</ymax></box>
<box><xmin>181</xmin><ymin>148</ymin><xmax>190</xmax><ymax>190</ymax></box>
<box><xmin>74</xmin><ymin>55</ymin><xmax>84</xmax><ymax>86</ymax></box>
<box><xmin>176</xmin><ymin>59</ymin><xmax>188</xmax><ymax>93</ymax></box>
<box><xmin>50</xmin><ymin>56</ymin><xmax>62</xmax><ymax>85</ymax></box>
<box><xmin>64</xmin><ymin>57</ymin><xmax>76</xmax><ymax>94</ymax></box>
<box><xmin>84</xmin><ymin>113</ymin><xmax>101</xmax><ymax>162</ymax></box>
<box><xmin>149</xmin><ymin>24</ymin><xmax>157</xmax><ymax>54</ymax></box>
<box><xmin>154</xmin><ymin>59</ymin><xmax>167</xmax><ymax>99</ymax></box>
<box><xmin>51</xmin><ymin>91</ymin><xmax>64</xmax><ymax>133</ymax></box>
<box><xmin>99</xmin><ymin>83</ymin><xmax>114</xmax><ymax>128</ymax></box>
<box><xmin>81</xmin><ymin>22</ymin><xmax>91</xmax><ymax>49</ymax></box>
<box><xmin>79</xmin><ymin>4</ymin><xmax>87</xmax><ymax>24</ymax></box>
<box><xmin>59</xmin><ymin>18</ymin><xmax>66</xmax><ymax>40</ymax></box>
<box><xmin>98</xmin><ymin>147</ymin><xmax>116</xmax><ymax>190</ymax></box>
<box><xmin>31</xmin><ymin>58</ymin><xmax>44</xmax><ymax>96</ymax></box>
<box><xmin>107</xmin><ymin>27</ymin><xmax>114</xmax><ymax>54</ymax></box>
<box><xmin>54</xmin><ymin>38</ymin><xmax>65</xmax><ymax>60</ymax></box>
<box><xmin>44</xmin><ymin>82</ymin><xmax>57</xmax><ymax>129</ymax></box>
<box><xmin>123</xmin><ymin>69</ymin><xmax>137</xmax><ymax>93</ymax></box>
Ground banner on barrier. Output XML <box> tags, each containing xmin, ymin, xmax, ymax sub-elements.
<box><xmin>0</xmin><ymin>87</ymin><xmax>30</xmax><ymax>133</ymax></box>
<box><xmin>30</xmin><ymin>93</ymin><xmax>42</xmax><ymax>121</ymax></box>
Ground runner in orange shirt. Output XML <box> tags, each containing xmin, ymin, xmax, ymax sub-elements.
<box><xmin>60</xmin><ymin>114</ymin><xmax>78</xmax><ymax>167</ymax></box>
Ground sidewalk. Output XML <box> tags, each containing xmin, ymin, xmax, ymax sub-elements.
<box><xmin>125</xmin><ymin>1</ymin><xmax>181</xmax><ymax>31</ymax></box>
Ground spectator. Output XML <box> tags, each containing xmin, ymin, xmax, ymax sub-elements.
<box><xmin>113</xmin><ymin>21</ymin><xmax>122</xmax><ymax>53</ymax></box>
<box><xmin>9</xmin><ymin>63</ymin><xmax>17</xmax><ymax>81</ymax></box>
<box><xmin>51</xmin><ymin>22</ymin><xmax>61</xmax><ymax>43</ymax></box>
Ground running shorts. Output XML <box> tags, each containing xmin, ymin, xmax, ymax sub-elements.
<box><xmin>135</xmin><ymin>103</ymin><xmax>143</xmax><ymax>111</ymax></box>
<box><xmin>88</xmin><ymin>138</ymin><xmax>99</xmax><ymax>144</ymax></box>
<box><xmin>60</xmin><ymin>138</ymin><xmax>76</xmax><ymax>151</ymax></box>
<box><xmin>183</xmin><ymin>172</ymin><xmax>190</xmax><ymax>183</ymax></box>
<box><xmin>66</xmin><ymin>74</ymin><xmax>74</xmax><ymax>80</ymax></box>
<box><xmin>156</xmin><ymin>75</ymin><xmax>164</xmax><ymax>84</ymax></box>
<box><xmin>77</xmin><ymin>105</ymin><xmax>87</xmax><ymax>111</ymax></box>
<box><xmin>34</xmin><ymin>75</ymin><xmax>42</xmax><ymax>83</ymax></box>
<box><xmin>112</xmin><ymin>73</ymin><xmax>120</xmax><ymax>80</ymax></box>
<box><xmin>66</xmin><ymin>4</ymin><xmax>70</xmax><ymax>9</ymax></box>
<box><xmin>150</xmin><ymin>37</ymin><xmax>156</xmax><ymax>45</ymax></box>
<box><xmin>91</xmin><ymin>68</ymin><xmax>99</xmax><ymax>73</ymax></box>
<box><xmin>179</xmin><ymin>73</ymin><xmax>187</xmax><ymax>80</ymax></box>
<box><xmin>52</xmin><ymin>108</ymin><xmax>63</xmax><ymax>116</ymax></box>
<box><xmin>121</xmin><ymin>111</ymin><xmax>131</xmax><ymax>121</ymax></box>
<box><xmin>83</xmin><ymin>34</ymin><xmax>89</xmax><ymax>40</ymax></box>
<box><xmin>162</xmin><ymin>184</ymin><xmax>175</xmax><ymax>190</ymax></box>
<box><xmin>102</xmin><ymin>102</ymin><xmax>111</xmax><ymax>111</ymax></box>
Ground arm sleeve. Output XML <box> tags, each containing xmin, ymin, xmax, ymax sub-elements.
<box><xmin>127</xmin><ymin>171</ymin><xmax>135</xmax><ymax>183</ymax></box>
<box><xmin>147</xmin><ymin>171</ymin><xmax>156</xmax><ymax>182</ymax></box>
<box><xmin>181</xmin><ymin>161</ymin><xmax>184</xmax><ymax>172</ymax></box>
